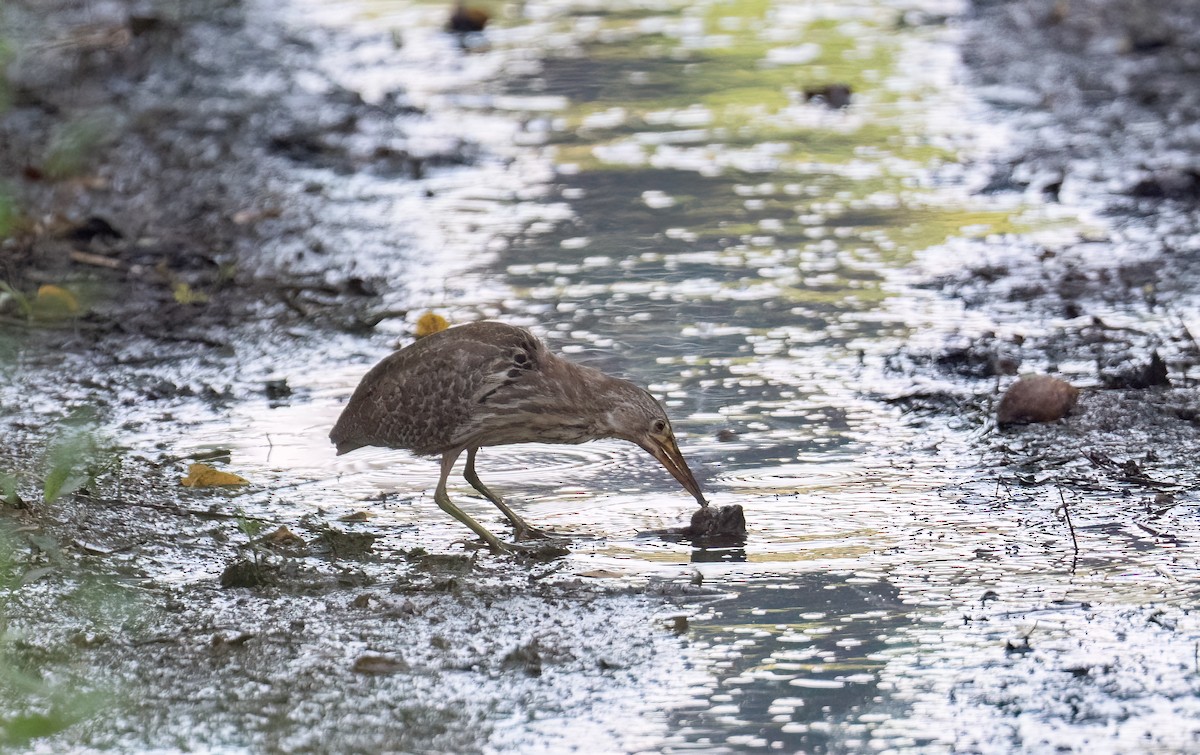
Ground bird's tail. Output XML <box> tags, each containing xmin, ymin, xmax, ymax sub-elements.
<box><xmin>334</xmin><ymin>441</ymin><xmax>366</xmax><ymax>456</ymax></box>
<box><xmin>330</xmin><ymin>428</ymin><xmax>366</xmax><ymax>456</ymax></box>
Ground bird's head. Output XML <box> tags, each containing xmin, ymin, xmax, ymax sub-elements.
<box><xmin>603</xmin><ymin>384</ymin><xmax>707</xmax><ymax>507</ymax></box>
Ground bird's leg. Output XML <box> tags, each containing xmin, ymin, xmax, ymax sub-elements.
<box><xmin>434</xmin><ymin>450</ymin><xmax>509</xmax><ymax>554</ymax></box>
<box><xmin>464</xmin><ymin>448</ymin><xmax>555</xmax><ymax>540</ymax></box>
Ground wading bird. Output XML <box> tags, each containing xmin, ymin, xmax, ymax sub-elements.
<box><xmin>330</xmin><ymin>321</ymin><xmax>706</xmax><ymax>553</ymax></box>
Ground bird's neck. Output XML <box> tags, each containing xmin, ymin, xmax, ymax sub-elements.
<box><xmin>543</xmin><ymin>357</ymin><xmax>635</xmax><ymax>440</ymax></box>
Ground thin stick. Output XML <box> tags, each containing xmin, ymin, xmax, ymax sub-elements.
<box><xmin>1056</xmin><ymin>487</ymin><xmax>1079</xmax><ymax>571</ymax></box>
<box><xmin>90</xmin><ymin>495</ymin><xmax>273</xmax><ymax>523</ymax></box>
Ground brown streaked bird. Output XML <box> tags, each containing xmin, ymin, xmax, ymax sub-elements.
<box><xmin>330</xmin><ymin>321</ymin><xmax>706</xmax><ymax>554</ymax></box>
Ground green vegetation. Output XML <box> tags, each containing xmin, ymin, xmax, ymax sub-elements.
<box><xmin>0</xmin><ymin>36</ymin><xmax>12</xmax><ymax>113</ymax></box>
<box><xmin>0</xmin><ymin>472</ymin><xmax>18</xmax><ymax>507</ymax></box>
<box><xmin>0</xmin><ymin>187</ymin><xmax>14</xmax><ymax>240</ymax></box>
<box><xmin>0</xmin><ymin>411</ymin><xmax>136</xmax><ymax>747</ymax></box>
<box><xmin>42</xmin><ymin>419</ymin><xmax>108</xmax><ymax>504</ymax></box>
<box><xmin>0</xmin><ymin>411</ymin><xmax>121</xmax><ymax>506</ymax></box>
<box><xmin>0</xmin><ymin>520</ymin><xmax>131</xmax><ymax>748</ymax></box>
<box><xmin>0</xmin><ymin>29</ymin><xmax>13</xmax><ymax>238</ymax></box>
<box><xmin>0</xmin><ymin>34</ymin><xmax>13</xmax><ymax>244</ymax></box>
<box><xmin>43</xmin><ymin>111</ymin><xmax>120</xmax><ymax>179</ymax></box>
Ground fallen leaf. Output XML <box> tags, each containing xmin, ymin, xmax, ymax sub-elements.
<box><xmin>339</xmin><ymin>510</ymin><xmax>373</xmax><ymax>522</ymax></box>
<box><xmin>173</xmin><ymin>282</ymin><xmax>209</xmax><ymax>305</ymax></box>
<box><xmin>32</xmin><ymin>284</ymin><xmax>81</xmax><ymax>318</ymax></box>
<box><xmin>260</xmin><ymin>525</ymin><xmax>305</xmax><ymax>548</ymax></box>
<box><xmin>415</xmin><ymin>311</ymin><xmax>449</xmax><ymax>338</ymax></box>
<box><xmin>181</xmin><ymin>463</ymin><xmax>249</xmax><ymax>487</ymax></box>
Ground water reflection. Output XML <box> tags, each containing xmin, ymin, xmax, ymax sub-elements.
<box><xmin>691</xmin><ymin>547</ymin><xmax>747</xmax><ymax>564</ymax></box>
<box><xmin>666</xmin><ymin>577</ymin><xmax>912</xmax><ymax>751</ymax></box>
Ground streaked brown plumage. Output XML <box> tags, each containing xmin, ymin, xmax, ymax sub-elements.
<box><xmin>330</xmin><ymin>321</ymin><xmax>706</xmax><ymax>553</ymax></box>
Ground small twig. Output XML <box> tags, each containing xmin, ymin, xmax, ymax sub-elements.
<box><xmin>1055</xmin><ymin>487</ymin><xmax>1079</xmax><ymax>571</ymax></box>
<box><xmin>161</xmin><ymin>448</ymin><xmax>232</xmax><ymax>464</ymax></box>
<box><xmin>357</xmin><ymin>308</ymin><xmax>410</xmax><ymax>328</ymax></box>
<box><xmin>528</xmin><ymin>561</ymin><xmax>568</xmax><ymax>583</ymax></box>
<box><xmin>278</xmin><ymin>290</ymin><xmax>310</xmax><ymax>318</ymax></box>
<box><xmin>103</xmin><ymin>496</ymin><xmax>273</xmax><ymax>523</ymax></box>
<box><xmin>69</xmin><ymin>250</ymin><xmax>124</xmax><ymax>269</ymax></box>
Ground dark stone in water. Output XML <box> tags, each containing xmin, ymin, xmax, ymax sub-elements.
<box><xmin>682</xmin><ymin>505</ymin><xmax>747</xmax><ymax>539</ymax></box>
<box><xmin>639</xmin><ymin>505</ymin><xmax>747</xmax><ymax>544</ymax></box>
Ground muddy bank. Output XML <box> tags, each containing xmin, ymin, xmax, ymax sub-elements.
<box><xmin>953</xmin><ymin>0</ymin><xmax>1200</xmax><ymax>322</ymax></box>
<box><xmin>897</xmin><ymin>0</ymin><xmax>1200</xmax><ymax>433</ymax></box>
<box><xmin>0</xmin><ymin>0</ymin><xmax>459</xmax><ymax>349</ymax></box>
<box><xmin>880</xmin><ymin>6</ymin><xmax>1200</xmax><ymax>745</ymax></box>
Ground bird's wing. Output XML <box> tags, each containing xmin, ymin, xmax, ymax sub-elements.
<box><xmin>331</xmin><ymin>323</ymin><xmax>543</xmax><ymax>455</ymax></box>
<box><xmin>446</xmin><ymin>329</ymin><xmax>541</xmax><ymax>446</ymax></box>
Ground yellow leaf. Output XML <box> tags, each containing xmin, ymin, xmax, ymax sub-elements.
<box><xmin>415</xmin><ymin>311</ymin><xmax>449</xmax><ymax>338</ymax></box>
<box><xmin>173</xmin><ymin>282</ymin><xmax>209</xmax><ymax>304</ymax></box>
<box><xmin>181</xmin><ymin>463</ymin><xmax>249</xmax><ymax>488</ymax></box>
<box><xmin>32</xmin><ymin>284</ymin><xmax>81</xmax><ymax>319</ymax></box>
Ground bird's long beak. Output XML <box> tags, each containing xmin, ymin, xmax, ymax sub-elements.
<box><xmin>640</xmin><ymin>435</ymin><xmax>707</xmax><ymax>508</ymax></box>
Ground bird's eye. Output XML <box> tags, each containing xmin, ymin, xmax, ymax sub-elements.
<box><xmin>652</xmin><ymin>419</ymin><xmax>667</xmax><ymax>434</ymax></box>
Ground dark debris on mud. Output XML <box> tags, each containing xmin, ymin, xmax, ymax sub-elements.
<box><xmin>879</xmin><ymin>0</ymin><xmax>1200</xmax><ymax>457</ymax></box>
<box><xmin>961</xmin><ymin>0</ymin><xmax>1200</xmax><ymax>314</ymax></box>
<box><xmin>0</xmin><ymin>0</ymin><xmax>468</xmax><ymax>353</ymax></box>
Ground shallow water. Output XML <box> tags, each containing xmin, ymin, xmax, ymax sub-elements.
<box><xmin>9</xmin><ymin>0</ymin><xmax>1199</xmax><ymax>751</ymax></box>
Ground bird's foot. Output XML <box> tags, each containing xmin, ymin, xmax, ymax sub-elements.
<box><xmin>475</xmin><ymin>535</ymin><xmax>568</xmax><ymax>559</ymax></box>
<box><xmin>506</xmin><ymin>539</ymin><xmax>571</xmax><ymax>560</ymax></box>
<box><xmin>485</xmin><ymin>540</ymin><xmax>515</xmax><ymax>556</ymax></box>
<box><xmin>512</xmin><ymin>523</ymin><xmax>565</xmax><ymax>542</ymax></box>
